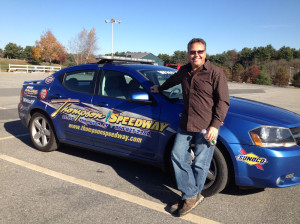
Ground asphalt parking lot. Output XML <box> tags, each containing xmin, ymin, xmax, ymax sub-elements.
<box><xmin>0</xmin><ymin>72</ymin><xmax>300</xmax><ymax>224</ymax></box>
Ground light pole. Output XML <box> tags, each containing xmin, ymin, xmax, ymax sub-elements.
<box><xmin>105</xmin><ymin>19</ymin><xmax>121</xmax><ymax>56</ymax></box>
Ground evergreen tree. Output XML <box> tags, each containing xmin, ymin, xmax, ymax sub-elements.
<box><xmin>4</xmin><ymin>43</ymin><xmax>23</xmax><ymax>59</ymax></box>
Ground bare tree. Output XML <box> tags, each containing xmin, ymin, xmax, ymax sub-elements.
<box><xmin>224</xmin><ymin>50</ymin><xmax>239</xmax><ymax>73</ymax></box>
<box><xmin>68</xmin><ymin>27</ymin><xmax>98</xmax><ymax>64</ymax></box>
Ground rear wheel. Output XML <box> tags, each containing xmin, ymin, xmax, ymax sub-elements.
<box><xmin>29</xmin><ymin>112</ymin><xmax>58</xmax><ymax>152</ymax></box>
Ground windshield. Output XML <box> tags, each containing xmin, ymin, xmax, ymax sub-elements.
<box><xmin>139</xmin><ymin>69</ymin><xmax>182</xmax><ymax>100</ymax></box>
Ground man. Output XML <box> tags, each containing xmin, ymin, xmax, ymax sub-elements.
<box><xmin>151</xmin><ymin>38</ymin><xmax>230</xmax><ymax>216</ymax></box>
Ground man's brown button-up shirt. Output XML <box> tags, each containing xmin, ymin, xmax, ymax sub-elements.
<box><xmin>158</xmin><ymin>60</ymin><xmax>230</xmax><ymax>132</ymax></box>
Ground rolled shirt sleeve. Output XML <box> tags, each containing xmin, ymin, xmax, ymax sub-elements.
<box><xmin>210</xmin><ymin>67</ymin><xmax>230</xmax><ymax>129</ymax></box>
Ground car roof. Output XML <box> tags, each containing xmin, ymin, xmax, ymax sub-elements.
<box><xmin>56</xmin><ymin>62</ymin><xmax>176</xmax><ymax>77</ymax></box>
<box><xmin>101</xmin><ymin>63</ymin><xmax>175</xmax><ymax>71</ymax></box>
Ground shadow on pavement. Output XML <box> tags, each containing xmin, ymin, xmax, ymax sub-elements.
<box><xmin>4</xmin><ymin>119</ymin><xmax>29</xmax><ymax>137</ymax></box>
<box><xmin>221</xmin><ymin>183</ymin><xmax>265</xmax><ymax>196</ymax></box>
<box><xmin>3</xmin><ymin>120</ymin><xmax>181</xmax><ymax>206</ymax></box>
<box><xmin>4</xmin><ymin>120</ymin><xmax>265</xmax><ymax>205</ymax></box>
<box><xmin>58</xmin><ymin>144</ymin><xmax>181</xmax><ymax>205</ymax></box>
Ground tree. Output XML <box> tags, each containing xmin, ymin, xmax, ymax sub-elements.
<box><xmin>232</xmin><ymin>63</ymin><xmax>244</xmax><ymax>82</ymax></box>
<box><xmin>252</xmin><ymin>46</ymin><xmax>275</xmax><ymax>64</ymax></box>
<box><xmin>56</xmin><ymin>53</ymin><xmax>66</xmax><ymax>64</ymax></box>
<box><xmin>173</xmin><ymin>50</ymin><xmax>187</xmax><ymax>64</ymax></box>
<box><xmin>220</xmin><ymin>65</ymin><xmax>232</xmax><ymax>81</ymax></box>
<box><xmin>208</xmin><ymin>53</ymin><xmax>227</xmax><ymax>65</ymax></box>
<box><xmin>4</xmin><ymin>42</ymin><xmax>23</xmax><ymax>59</ymax></box>
<box><xmin>291</xmin><ymin>48</ymin><xmax>300</xmax><ymax>59</ymax></box>
<box><xmin>68</xmin><ymin>27</ymin><xmax>98</xmax><ymax>65</ymax></box>
<box><xmin>158</xmin><ymin>53</ymin><xmax>173</xmax><ymax>65</ymax></box>
<box><xmin>0</xmin><ymin>48</ymin><xmax>3</xmax><ymax>57</ymax></box>
<box><xmin>34</xmin><ymin>30</ymin><xmax>66</xmax><ymax>64</ymax></box>
<box><xmin>265</xmin><ymin>44</ymin><xmax>277</xmax><ymax>60</ymax></box>
<box><xmin>277</xmin><ymin>46</ymin><xmax>293</xmax><ymax>61</ymax></box>
<box><xmin>240</xmin><ymin>47</ymin><xmax>253</xmax><ymax>67</ymax></box>
<box><xmin>66</xmin><ymin>53</ymin><xmax>76</xmax><ymax>66</ymax></box>
<box><xmin>21</xmin><ymin>46</ymin><xmax>33</xmax><ymax>61</ymax></box>
<box><xmin>224</xmin><ymin>50</ymin><xmax>239</xmax><ymax>73</ymax></box>
<box><xmin>254</xmin><ymin>67</ymin><xmax>271</xmax><ymax>85</ymax></box>
<box><xmin>244</xmin><ymin>65</ymin><xmax>260</xmax><ymax>83</ymax></box>
<box><xmin>254</xmin><ymin>73</ymin><xmax>271</xmax><ymax>85</ymax></box>
<box><xmin>292</xmin><ymin>71</ymin><xmax>300</xmax><ymax>87</ymax></box>
<box><xmin>32</xmin><ymin>47</ymin><xmax>42</xmax><ymax>62</ymax></box>
<box><xmin>273</xmin><ymin>67</ymin><xmax>289</xmax><ymax>86</ymax></box>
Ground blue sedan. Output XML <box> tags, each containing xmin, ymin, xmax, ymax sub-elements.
<box><xmin>18</xmin><ymin>56</ymin><xmax>300</xmax><ymax>196</ymax></box>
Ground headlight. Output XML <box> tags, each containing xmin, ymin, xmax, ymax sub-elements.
<box><xmin>249</xmin><ymin>126</ymin><xmax>296</xmax><ymax>147</ymax></box>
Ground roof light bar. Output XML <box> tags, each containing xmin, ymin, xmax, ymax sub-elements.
<box><xmin>97</xmin><ymin>56</ymin><xmax>155</xmax><ymax>65</ymax></box>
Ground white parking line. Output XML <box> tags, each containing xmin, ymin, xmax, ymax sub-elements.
<box><xmin>0</xmin><ymin>154</ymin><xmax>220</xmax><ymax>224</ymax></box>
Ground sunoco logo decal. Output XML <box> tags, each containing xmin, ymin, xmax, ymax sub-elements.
<box><xmin>236</xmin><ymin>149</ymin><xmax>267</xmax><ymax>170</ymax></box>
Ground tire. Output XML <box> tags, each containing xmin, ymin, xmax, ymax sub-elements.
<box><xmin>29</xmin><ymin>112</ymin><xmax>58</xmax><ymax>152</ymax></box>
<box><xmin>201</xmin><ymin>146</ymin><xmax>229</xmax><ymax>197</ymax></box>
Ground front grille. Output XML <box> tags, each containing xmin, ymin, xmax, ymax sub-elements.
<box><xmin>290</xmin><ymin>126</ymin><xmax>300</xmax><ymax>146</ymax></box>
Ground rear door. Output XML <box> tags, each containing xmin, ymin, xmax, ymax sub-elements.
<box><xmin>90</xmin><ymin>69</ymin><xmax>168</xmax><ymax>161</ymax></box>
<box><xmin>48</xmin><ymin>69</ymin><xmax>98</xmax><ymax>145</ymax></box>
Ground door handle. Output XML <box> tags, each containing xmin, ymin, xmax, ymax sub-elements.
<box><xmin>49</xmin><ymin>94</ymin><xmax>64</xmax><ymax>99</ymax></box>
<box><xmin>95</xmin><ymin>102</ymin><xmax>108</xmax><ymax>107</ymax></box>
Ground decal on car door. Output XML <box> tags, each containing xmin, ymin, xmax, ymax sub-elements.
<box><xmin>41</xmin><ymin>99</ymin><xmax>172</xmax><ymax>144</ymax></box>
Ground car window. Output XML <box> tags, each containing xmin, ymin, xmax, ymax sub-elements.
<box><xmin>63</xmin><ymin>70</ymin><xmax>96</xmax><ymax>94</ymax></box>
<box><xmin>139</xmin><ymin>69</ymin><xmax>182</xmax><ymax>99</ymax></box>
<box><xmin>101</xmin><ymin>70</ymin><xmax>145</xmax><ymax>100</ymax></box>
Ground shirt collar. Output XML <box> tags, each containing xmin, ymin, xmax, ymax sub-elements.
<box><xmin>187</xmin><ymin>59</ymin><xmax>211</xmax><ymax>73</ymax></box>
<box><xmin>203</xmin><ymin>59</ymin><xmax>211</xmax><ymax>71</ymax></box>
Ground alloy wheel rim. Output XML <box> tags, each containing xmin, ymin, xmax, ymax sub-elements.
<box><xmin>31</xmin><ymin>116</ymin><xmax>51</xmax><ymax>147</ymax></box>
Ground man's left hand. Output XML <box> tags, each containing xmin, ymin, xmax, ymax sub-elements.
<box><xmin>206</xmin><ymin>126</ymin><xmax>219</xmax><ymax>142</ymax></box>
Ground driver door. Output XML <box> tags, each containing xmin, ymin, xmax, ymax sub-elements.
<box><xmin>91</xmin><ymin>69</ymin><xmax>166</xmax><ymax>161</ymax></box>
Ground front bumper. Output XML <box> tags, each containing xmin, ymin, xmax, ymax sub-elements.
<box><xmin>229</xmin><ymin>143</ymin><xmax>300</xmax><ymax>188</ymax></box>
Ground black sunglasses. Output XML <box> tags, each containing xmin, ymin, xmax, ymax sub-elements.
<box><xmin>189</xmin><ymin>50</ymin><xmax>205</xmax><ymax>55</ymax></box>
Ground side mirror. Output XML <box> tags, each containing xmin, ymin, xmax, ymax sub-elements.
<box><xmin>129</xmin><ymin>92</ymin><xmax>151</xmax><ymax>103</ymax></box>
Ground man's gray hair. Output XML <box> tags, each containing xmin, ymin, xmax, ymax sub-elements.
<box><xmin>187</xmin><ymin>38</ymin><xmax>206</xmax><ymax>51</ymax></box>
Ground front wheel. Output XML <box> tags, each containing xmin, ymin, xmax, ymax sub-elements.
<box><xmin>29</xmin><ymin>112</ymin><xmax>58</xmax><ymax>152</ymax></box>
<box><xmin>168</xmin><ymin>145</ymin><xmax>229</xmax><ymax>197</ymax></box>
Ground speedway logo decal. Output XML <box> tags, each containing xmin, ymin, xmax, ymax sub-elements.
<box><xmin>108</xmin><ymin>113</ymin><xmax>169</xmax><ymax>132</ymax></box>
<box><xmin>51</xmin><ymin>99</ymin><xmax>106</xmax><ymax>121</ymax></box>
<box><xmin>236</xmin><ymin>149</ymin><xmax>268</xmax><ymax>170</ymax></box>
<box><xmin>24</xmin><ymin>86</ymin><xmax>38</xmax><ymax>96</ymax></box>
<box><xmin>42</xmin><ymin>98</ymin><xmax>171</xmax><ymax>138</ymax></box>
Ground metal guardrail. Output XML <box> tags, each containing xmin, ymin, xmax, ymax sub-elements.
<box><xmin>8</xmin><ymin>64</ymin><xmax>61</xmax><ymax>73</ymax></box>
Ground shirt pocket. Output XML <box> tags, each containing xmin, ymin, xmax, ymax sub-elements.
<box><xmin>192</xmin><ymin>73</ymin><xmax>213</xmax><ymax>96</ymax></box>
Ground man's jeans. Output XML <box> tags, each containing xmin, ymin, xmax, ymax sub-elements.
<box><xmin>171</xmin><ymin>128</ymin><xmax>215</xmax><ymax>199</ymax></box>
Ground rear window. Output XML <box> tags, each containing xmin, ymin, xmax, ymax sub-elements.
<box><xmin>63</xmin><ymin>70</ymin><xmax>96</xmax><ymax>94</ymax></box>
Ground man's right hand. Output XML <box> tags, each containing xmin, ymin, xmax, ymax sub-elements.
<box><xmin>150</xmin><ymin>85</ymin><xmax>159</xmax><ymax>93</ymax></box>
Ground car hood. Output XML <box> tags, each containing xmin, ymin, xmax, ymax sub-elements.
<box><xmin>228</xmin><ymin>97</ymin><xmax>300</xmax><ymax>127</ymax></box>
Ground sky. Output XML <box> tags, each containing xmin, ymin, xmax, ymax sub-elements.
<box><xmin>0</xmin><ymin>0</ymin><xmax>300</xmax><ymax>56</ymax></box>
